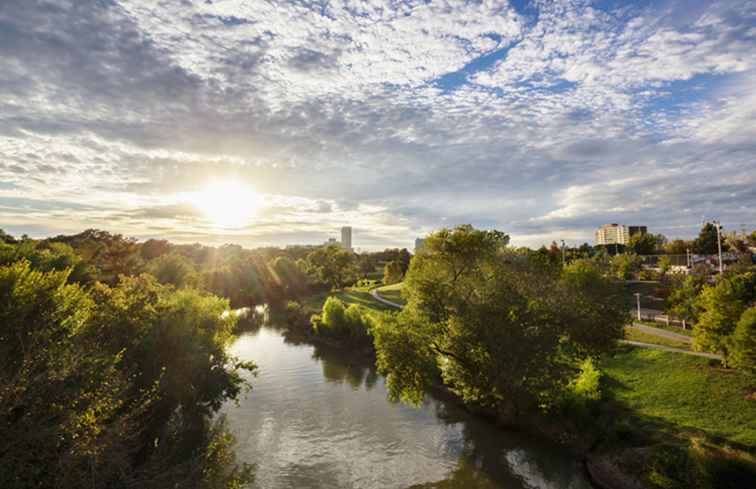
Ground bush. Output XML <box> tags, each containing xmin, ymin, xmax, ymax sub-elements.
<box><xmin>732</xmin><ymin>306</ymin><xmax>756</xmax><ymax>373</ymax></box>
<box><xmin>312</xmin><ymin>297</ymin><xmax>372</xmax><ymax>345</ymax></box>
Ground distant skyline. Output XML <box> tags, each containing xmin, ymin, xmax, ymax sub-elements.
<box><xmin>1</xmin><ymin>0</ymin><xmax>755</xmax><ymax>250</ymax></box>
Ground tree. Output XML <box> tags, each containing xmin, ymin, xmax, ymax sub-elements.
<box><xmin>666</xmin><ymin>273</ymin><xmax>706</xmax><ymax>329</ymax></box>
<box><xmin>732</xmin><ymin>306</ymin><xmax>756</xmax><ymax>373</ymax></box>
<box><xmin>693</xmin><ymin>222</ymin><xmax>725</xmax><ymax>255</ymax></box>
<box><xmin>306</xmin><ymin>245</ymin><xmax>357</xmax><ymax>289</ymax></box>
<box><xmin>693</xmin><ymin>272</ymin><xmax>756</xmax><ymax>363</ymax></box>
<box><xmin>382</xmin><ymin>260</ymin><xmax>403</xmax><ymax>285</ymax></box>
<box><xmin>611</xmin><ymin>253</ymin><xmax>642</xmax><ymax>280</ymax></box>
<box><xmin>629</xmin><ymin>233</ymin><xmax>658</xmax><ymax>255</ymax></box>
<box><xmin>270</xmin><ymin>255</ymin><xmax>310</xmax><ymax>297</ymax></box>
<box><xmin>665</xmin><ymin>239</ymin><xmax>692</xmax><ymax>255</ymax></box>
<box><xmin>140</xmin><ymin>238</ymin><xmax>171</xmax><ymax>260</ymax></box>
<box><xmin>0</xmin><ymin>228</ymin><xmax>16</xmax><ymax>244</ymax></box>
<box><xmin>147</xmin><ymin>252</ymin><xmax>198</xmax><ymax>288</ymax></box>
<box><xmin>658</xmin><ymin>255</ymin><xmax>671</xmax><ymax>278</ymax></box>
<box><xmin>372</xmin><ymin>225</ymin><xmax>625</xmax><ymax>417</ymax></box>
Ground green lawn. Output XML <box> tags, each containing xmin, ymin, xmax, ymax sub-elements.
<box><xmin>302</xmin><ymin>287</ymin><xmax>394</xmax><ymax>316</ymax></box>
<box><xmin>375</xmin><ymin>282</ymin><xmax>406</xmax><ymax>306</ymax></box>
<box><xmin>601</xmin><ymin>347</ymin><xmax>756</xmax><ymax>447</ymax></box>
<box><xmin>636</xmin><ymin>319</ymin><xmax>694</xmax><ymax>337</ymax></box>
<box><xmin>623</xmin><ymin>326</ymin><xmax>691</xmax><ymax>350</ymax></box>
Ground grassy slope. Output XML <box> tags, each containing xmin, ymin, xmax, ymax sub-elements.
<box><xmin>623</xmin><ymin>326</ymin><xmax>691</xmax><ymax>350</ymax></box>
<box><xmin>302</xmin><ymin>287</ymin><xmax>394</xmax><ymax>316</ymax></box>
<box><xmin>636</xmin><ymin>320</ymin><xmax>694</xmax><ymax>337</ymax></box>
<box><xmin>375</xmin><ymin>282</ymin><xmax>407</xmax><ymax>306</ymax></box>
<box><xmin>601</xmin><ymin>346</ymin><xmax>756</xmax><ymax>447</ymax></box>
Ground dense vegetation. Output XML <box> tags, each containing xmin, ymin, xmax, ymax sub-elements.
<box><xmin>371</xmin><ymin>225</ymin><xmax>628</xmax><ymax>415</ymax></box>
<box><xmin>0</xmin><ymin>229</ymin><xmax>405</xmax><ymax>489</ymax></box>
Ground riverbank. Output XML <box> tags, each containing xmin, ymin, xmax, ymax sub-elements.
<box><xmin>288</xmin><ymin>289</ymin><xmax>756</xmax><ymax>488</ymax></box>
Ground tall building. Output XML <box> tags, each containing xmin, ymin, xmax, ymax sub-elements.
<box><xmin>595</xmin><ymin>223</ymin><xmax>629</xmax><ymax>245</ymax></box>
<box><xmin>341</xmin><ymin>226</ymin><xmax>352</xmax><ymax>251</ymax></box>
<box><xmin>628</xmin><ymin>226</ymin><xmax>647</xmax><ymax>237</ymax></box>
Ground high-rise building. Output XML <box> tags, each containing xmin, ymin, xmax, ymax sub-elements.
<box><xmin>341</xmin><ymin>226</ymin><xmax>352</xmax><ymax>251</ymax></box>
<box><xmin>595</xmin><ymin>223</ymin><xmax>629</xmax><ymax>245</ymax></box>
<box><xmin>628</xmin><ymin>226</ymin><xmax>647</xmax><ymax>237</ymax></box>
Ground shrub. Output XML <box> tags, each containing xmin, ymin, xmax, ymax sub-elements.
<box><xmin>312</xmin><ymin>297</ymin><xmax>372</xmax><ymax>345</ymax></box>
<box><xmin>732</xmin><ymin>306</ymin><xmax>756</xmax><ymax>373</ymax></box>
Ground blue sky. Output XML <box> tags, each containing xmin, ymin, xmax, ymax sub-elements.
<box><xmin>0</xmin><ymin>0</ymin><xmax>755</xmax><ymax>250</ymax></box>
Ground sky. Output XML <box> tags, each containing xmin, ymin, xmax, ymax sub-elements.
<box><xmin>1</xmin><ymin>0</ymin><xmax>755</xmax><ymax>250</ymax></box>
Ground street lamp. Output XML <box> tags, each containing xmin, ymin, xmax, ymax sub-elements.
<box><xmin>712</xmin><ymin>220</ymin><xmax>723</xmax><ymax>275</ymax></box>
<box><xmin>634</xmin><ymin>293</ymin><xmax>641</xmax><ymax>322</ymax></box>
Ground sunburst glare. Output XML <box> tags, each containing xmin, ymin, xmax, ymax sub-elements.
<box><xmin>189</xmin><ymin>180</ymin><xmax>262</xmax><ymax>228</ymax></box>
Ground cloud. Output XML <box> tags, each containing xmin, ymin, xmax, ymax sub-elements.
<box><xmin>0</xmin><ymin>0</ymin><xmax>754</xmax><ymax>248</ymax></box>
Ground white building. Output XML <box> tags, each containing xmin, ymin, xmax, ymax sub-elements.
<box><xmin>595</xmin><ymin>223</ymin><xmax>629</xmax><ymax>245</ymax></box>
<box><xmin>341</xmin><ymin>226</ymin><xmax>352</xmax><ymax>251</ymax></box>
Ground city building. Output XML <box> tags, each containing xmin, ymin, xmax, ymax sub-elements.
<box><xmin>595</xmin><ymin>223</ymin><xmax>629</xmax><ymax>245</ymax></box>
<box><xmin>414</xmin><ymin>238</ymin><xmax>426</xmax><ymax>254</ymax></box>
<box><xmin>341</xmin><ymin>226</ymin><xmax>352</xmax><ymax>251</ymax></box>
<box><xmin>628</xmin><ymin>226</ymin><xmax>647</xmax><ymax>237</ymax></box>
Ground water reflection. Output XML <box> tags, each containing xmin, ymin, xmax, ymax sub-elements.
<box><xmin>224</xmin><ymin>327</ymin><xmax>591</xmax><ymax>489</ymax></box>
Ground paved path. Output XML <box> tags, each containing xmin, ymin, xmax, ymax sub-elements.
<box><xmin>620</xmin><ymin>340</ymin><xmax>722</xmax><ymax>360</ymax></box>
<box><xmin>631</xmin><ymin>323</ymin><xmax>692</xmax><ymax>344</ymax></box>
<box><xmin>370</xmin><ymin>288</ymin><xmax>403</xmax><ymax>309</ymax></box>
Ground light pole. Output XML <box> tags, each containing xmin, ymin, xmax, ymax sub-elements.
<box><xmin>712</xmin><ymin>220</ymin><xmax>723</xmax><ymax>275</ymax></box>
<box><xmin>686</xmin><ymin>247</ymin><xmax>691</xmax><ymax>268</ymax></box>
<box><xmin>634</xmin><ymin>293</ymin><xmax>641</xmax><ymax>322</ymax></box>
<box><xmin>560</xmin><ymin>240</ymin><xmax>566</xmax><ymax>266</ymax></box>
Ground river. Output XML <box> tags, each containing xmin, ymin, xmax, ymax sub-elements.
<box><xmin>224</xmin><ymin>325</ymin><xmax>593</xmax><ymax>489</ymax></box>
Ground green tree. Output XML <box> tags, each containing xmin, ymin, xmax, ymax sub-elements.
<box><xmin>732</xmin><ymin>306</ymin><xmax>756</xmax><ymax>373</ymax></box>
<box><xmin>382</xmin><ymin>260</ymin><xmax>403</xmax><ymax>285</ymax></box>
<box><xmin>658</xmin><ymin>255</ymin><xmax>672</xmax><ymax>277</ymax></box>
<box><xmin>693</xmin><ymin>272</ymin><xmax>756</xmax><ymax>363</ymax></box>
<box><xmin>372</xmin><ymin>225</ymin><xmax>624</xmax><ymax>417</ymax></box>
<box><xmin>147</xmin><ymin>252</ymin><xmax>198</xmax><ymax>288</ymax></box>
<box><xmin>312</xmin><ymin>296</ymin><xmax>371</xmax><ymax>344</ymax></box>
<box><xmin>306</xmin><ymin>245</ymin><xmax>357</xmax><ymax>289</ymax></box>
<box><xmin>666</xmin><ymin>273</ymin><xmax>706</xmax><ymax>329</ymax></box>
<box><xmin>611</xmin><ymin>253</ymin><xmax>642</xmax><ymax>280</ymax></box>
<box><xmin>629</xmin><ymin>233</ymin><xmax>658</xmax><ymax>255</ymax></box>
<box><xmin>665</xmin><ymin>239</ymin><xmax>692</xmax><ymax>255</ymax></box>
<box><xmin>693</xmin><ymin>223</ymin><xmax>724</xmax><ymax>255</ymax></box>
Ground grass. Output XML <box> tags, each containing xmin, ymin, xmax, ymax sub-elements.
<box><xmin>375</xmin><ymin>282</ymin><xmax>406</xmax><ymax>306</ymax></box>
<box><xmin>601</xmin><ymin>346</ymin><xmax>756</xmax><ymax>447</ymax></box>
<box><xmin>623</xmin><ymin>326</ymin><xmax>691</xmax><ymax>350</ymax></box>
<box><xmin>302</xmin><ymin>287</ymin><xmax>394</xmax><ymax>316</ymax></box>
<box><xmin>636</xmin><ymin>320</ymin><xmax>694</xmax><ymax>337</ymax></box>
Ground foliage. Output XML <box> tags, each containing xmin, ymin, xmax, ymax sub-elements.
<box><xmin>269</xmin><ymin>255</ymin><xmax>311</xmax><ymax>297</ymax></box>
<box><xmin>147</xmin><ymin>252</ymin><xmax>199</xmax><ymax>287</ymax></box>
<box><xmin>305</xmin><ymin>245</ymin><xmax>358</xmax><ymax>289</ymax></box>
<box><xmin>372</xmin><ymin>225</ymin><xmax>625</xmax><ymax>417</ymax></box>
<box><xmin>731</xmin><ymin>305</ymin><xmax>756</xmax><ymax>373</ymax></box>
<box><xmin>658</xmin><ymin>255</ymin><xmax>672</xmax><ymax>277</ymax></box>
<box><xmin>665</xmin><ymin>239</ymin><xmax>692</xmax><ymax>255</ymax></box>
<box><xmin>630</xmin><ymin>232</ymin><xmax>659</xmax><ymax>255</ymax></box>
<box><xmin>693</xmin><ymin>272</ymin><xmax>756</xmax><ymax>362</ymax></box>
<box><xmin>611</xmin><ymin>253</ymin><xmax>642</xmax><ymax>280</ymax></box>
<box><xmin>569</xmin><ymin>358</ymin><xmax>602</xmax><ymax>403</ymax></box>
<box><xmin>382</xmin><ymin>260</ymin><xmax>404</xmax><ymax>285</ymax></box>
<box><xmin>693</xmin><ymin>223</ymin><xmax>725</xmax><ymax>255</ymax></box>
<box><xmin>666</xmin><ymin>273</ymin><xmax>706</xmax><ymax>326</ymax></box>
<box><xmin>311</xmin><ymin>296</ymin><xmax>372</xmax><ymax>344</ymax></box>
<box><xmin>0</xmin><ymin>259</ymin><xmax>254</xmax><ymax>489</ymax></box>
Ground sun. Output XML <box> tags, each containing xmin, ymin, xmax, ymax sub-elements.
<box><xmin>189</xmin><ymin>180</ymin><xmax>263</xmax><ymax>228</ymax></box>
